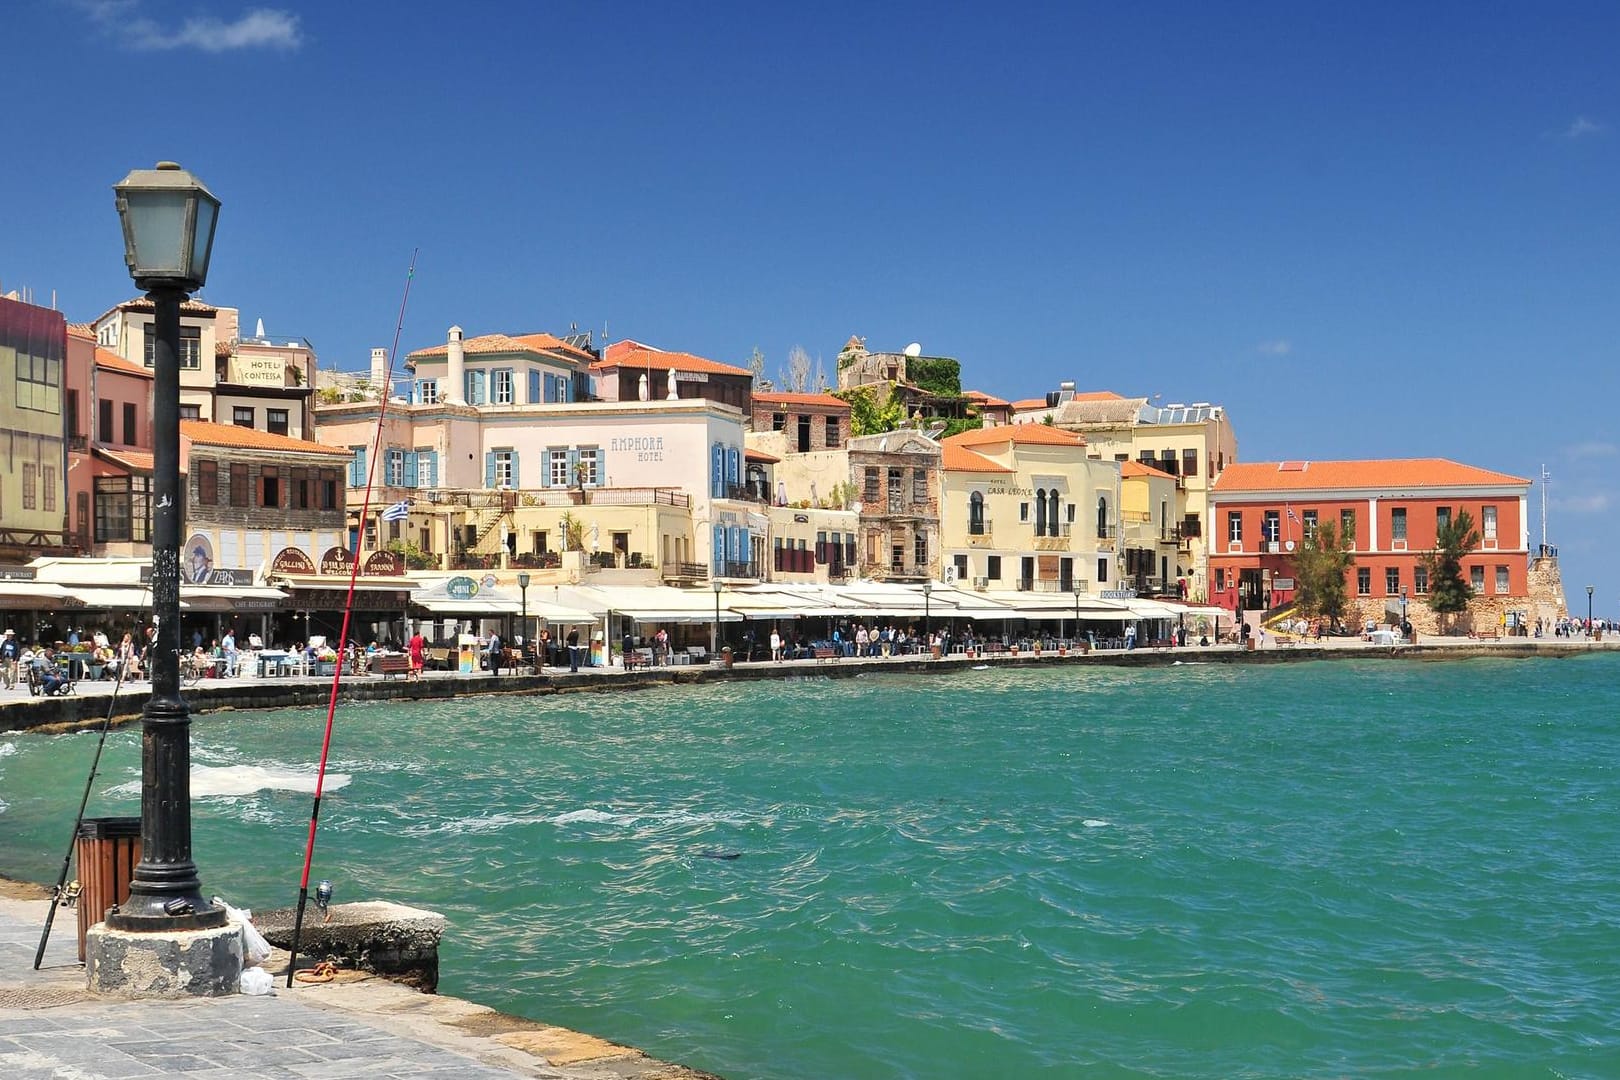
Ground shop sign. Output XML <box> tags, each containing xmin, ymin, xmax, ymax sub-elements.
<box><xmin>481</xmin><ymin>574</ymin><xmax>498</xmax><ymax>590</ymax></box>
<box><xmin>363</xmin><ymin>550</ymin><xmax>405</xmax><ymax>576</ymax></box>
<box><xmin>319</xmin><ymin>547</ymin><xmax>355</xmax><ymax>575</ymax></box>
<box><xmin>0</xmin><ymin>566</ymin><xmax>38</xmax><ymax>581</ymax></box>
<box><xmin>291</xmin><ymin>588</ymin><xmax>409</xmax><ymax>610</ymax></box>
<box><xmin>1272</xmin><ymin>577</ymin><xmax>1295</xmax><ymax>591</ymax></box>
<box><xmin>445</xmin><ymin>576</ymin><xmax>480</xmax><ymax>600</ymax></box>
<box><xmin>1100</xmin><ymin>588</ymin><xmax>1138</xmax><ymax>600</ymax></box>
<box><xmin>674</xmin><ymin>371</ymin><xmax>710</xmax><ymax>383</ymax></box>
<box><xmin>228</xmin><ymin>355</ymin><xmax>286</xmax><ymax>386</ymax></box>
<box><xmin>271</xmin><ymin>548</ymin><xmax>316</xmax><ymax>575</ymax></box>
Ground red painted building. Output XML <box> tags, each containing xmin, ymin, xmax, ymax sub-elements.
<box><xmin>1208</xmin><ymin>458</ymin><xmax>1531</xmax><ymax>620</ymax></box>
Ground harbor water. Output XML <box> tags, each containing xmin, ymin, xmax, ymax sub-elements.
<box><xmin>3</xmin><ymin>656</ymin><xmax>1617</xmax><ymax>1078</ymax></box>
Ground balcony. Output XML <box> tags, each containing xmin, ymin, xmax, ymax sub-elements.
<box><xmin>662</xmin><ymin>561</ymin><xmax>710</xmax><ymax>583</ymax></box>
<box><xmin>450</xmin><ymin>551</ymin><xmax>500</xmax><ymax>571</ymax></box>
<box><xmin>511</xmin><ymin>551</ymin><xmax>562</xmax><ymax>570</ymax></box>
<box><xmin>714</xmin><ymin>559</ymin><xmax>761</xmax><ymax>580</ymax></box>
<box><xmin>966</xmin><ymin>520</ymin><xmax>994</xmax><ymax>547</ymax></box>
<box><xmin>1014</xmin><ymin>578</ymin><xmax>1070</xmax><ymax>593</ymax></box>
<box><xmin>1033</xmin><ymin>523</ymin><xmax>1071</xmax><ymax>552</ymax></box>
<box><xmin>722</xmin><ymin>483</ymin><xmax>769</xmax><ymax>504</ymax></box>
<box><xmin>67</xmin><ymin>433</ymin><xmax>88</xmax><ymax>452</ymax></box>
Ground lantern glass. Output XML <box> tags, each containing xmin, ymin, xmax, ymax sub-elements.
<box><xmin>114</xmin><ymin>162</ymin><xmax>219</xmax><ymax>290</ymax></box>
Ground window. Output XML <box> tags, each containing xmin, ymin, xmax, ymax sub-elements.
<box><xmin>414</xmin><ymin>448</ymin><xmax>438</xmax><ymax>488</ymax></box>
<box><xmin>1302</xmin><ymin>509</ymin><xmax>1317</xmax><ymax>540</ymax></box>
<box><xmin>1470</xmin><ymin>565</ymin><xmax>1485</xmax><ymax>593</ymax></box>
<box><xmin>772</xmin><ymin>412</ymin><xmax>786</xmax><ymax>431</ymax></box>
<box><xmin>16</xmin><ymin>345</ymin><xmax>61</xmax><ymax>413</ymax></box>
<box><xmin>494</xmin><ymin>368</ymin><xmax>514</xmax><ymax>405</ymax></box>
<box><xmin>1097</xmin><ymin>497</ymin><xmax>1110</xmax><ymax>539</ymax></box>
<box><xmin>912</xmin><ymin>469</ymin><xmax>928</xmax><ymax>504</ymax></box>
<box><xmin>292</xmin><ymin>467</ymin><xmax>310</xmax><ymax>509</ymax></box>
<box><xmin>969</xmin><ymin>491</ymin><xmax>986</xmax><ymax>535</ymax></box>
<box><xmin>230</xmin><ymin>463</ymin><xmax>249</xmax><ymax>507</ymax></box>
<box><xmin>1357</xmin><ymin>568</ymin><xmax>1371</xmax><ymax>595</ymax></box>
<box><xmin>319</xmin><ymin>470</ymin><xmax>338</xmax><ymax>511</ymax></box>
<box><xmin>1215</xmin><ymin>567</ymin><xmax>1226</xmax><ymax>592</ymax></box>
<box><xmin>1097</xmin><ymin>558</ymin><xmax>1108</xmax><ymax>583</ymax></box>
<box><xmin>1340</xmin><ymin>509</ymin><xmax>1356</xmax><ymax>544</ymax></box>
<box><xmin>1227</xmin><ymin>511</ymin><xmax>1243</xmax><ymax>543</ymax></box>
<box><xmin>266</xmin><ymin>408</ymin><xmax>289</xmax><ymax>436</ymax></box>
<box><xmin>21</xmin><ymin>465</ymin><xmax>35</xmax><ymax>510</ymax></box>
<box><xmin>197</xmin><ymin>459</ymin><xmax>218</xmax><ymax>504</ymax></box>
<box><xmin>143</xmin><ymin>325</ymin><xmax>201</xmax><ymax>369</ymax></box>
<box><xmin>93</xmin><ymin>476</ymin><xmax>151</xmax><ymax>541</ymax></box>
<box><xmin>1181</xmin><ymin>448</ymin><xmax>1198</xmax><ymax>477</ymax></box>
<box><xmin>348</xmin><ymin>446</ymin><xmax>366</xmax><ymax>487</ymax></box>
<box><xmin>466</xmin><ymin>369</ymin><xmax>488</xmax><ymax>405</ymax></box>
<box><xmin>98</xmin><ymin>399</ymin><xmax>114</xmax><ymax>442</ymax></box>
<box><xmin>1391</xmin><ymin>507</ymin><xmax>1407</xmax><ymax>543</ymax></box>
<box><xmin>1483</xmin><ymin>505</ymin><xmax>1497</xmax><ymax>541</ymax></box>
<box><xmin>864</xmin><ymin>467</ymin><xmax>879</xmax><ymax>502</ymax></box>
<box><xmin>260</xmin><ymin>466</ymin><xmax>281</xmax><ymax>508</ymax></box>
<box><xmin>1263</xmin><ymin>511</ymin><xmax>1280</xmax><ymax>544</ymax></box>
<box><xmin>914</xmin><ymin>531</ymin><xmax>927</xmax><ymax>567</ymax></box>
<box><xmin>987</xmin><ymin>555</ymin><xmax>1002</xmax><ymax>580</ymax></box>
<box><xmin>42</xmin><ymin>467</ymin><xmax>55</xmax><ymax>512</ymax></box>
<box><xmin>1436</xmin><ymin>506</ymin><xmax>1451</xmax><ymax>532</ymax></box>
<box><xmin>798</xmin><ymin>414</ymin><xmax>812</xmax><ymax>452</ymax></box>
<box><xmin>1414</xmin><ymin>565</ymin><xmax>1429</xmax><ymax>594</ymax></box>
<box><xmin>549</xmin><ymin>448</ymin><xmax>570</xmax><ymax>487</ymax></box>
<box><xmin>66</xmin><ymin>390</ymin><xmax>80</xmax><ymax>437</ymax></box>
<box><xmin>387</xmin><ymin>449</ymin><xmax>406</xmax><ymax>486</ymax></box>
<box><xmin>1386</xmin><ymin>567</ymin><xmax>1400</xmax><ymax>595</ymax></box>
<box><xmin>1159</xmin><ymin>449</ymin><xmax>1178</xmax><ymax>475</ymax></box>
<box><xmin>1182</xmin><ymin>512</ymin><xmax>1201</xmax><ymax>538</ymax></box>
<box><xmin>418</xmin><ymin>379</ymin><xmax>438</xmax><ymax>404</ymax></box>
<box><xmin>577</xmin><ymin>447</ymin><xmax>601</xmax><ymax>487</ymax></box>
<box><xmin>826</xmin><ymin>416</ymin><xmax>840</xmax><ymax>448</ymax></box>
<box><xmin>492</xmin><ymin>449</ymin><xmax>515</xmax><ymax>488</ymax></box>
<box><xmin>1020</xmin><ymin>501</ymin><xmax>1029</xmax><ymax>522</ymax></box>
<box><xmin>179</xmin><ymin>404</ymin><xmax>201</xmax><ymax>420</ymax></box>
<box><xmin>1495</xmin><ymin>565</ymin><xmax>1509</xmax><ymax>594</ymax></box>
<box><xmin>528</xmin><ymin>369</ymin><xmax>541</xmax><ymax>404</ymax></box>
<box><xmin>232</xmin><ymin>406</ymin><xmax>254</xmax><ymax>428</ymax></box>
<box><xmin>954</xmin><ymin>553</ymin><xmax>968</xmax><ymax>579</ymax></box>
<box><xmin>1035</xmin><ymin>490</ymin><xmax>1046</xmax><ymax>534</ymax></box>
<box><xmin>888</xmin><ymin>468</ymin><xmax>903</xmax><ymax>508</ymax></box>
<box><xmin>122</xmin><ymin>402</ymin><xmax>137</xmax><ymax>445</ymax></box>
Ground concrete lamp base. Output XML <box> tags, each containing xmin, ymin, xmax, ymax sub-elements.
<box><xmin>85</xmin><ymin>922</ymin><xmax>243</xmax><ymax>998</ymax></box>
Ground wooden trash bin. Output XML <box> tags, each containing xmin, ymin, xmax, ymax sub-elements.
<box><xmin>75</xmin><ymin>816</ymin><xmax>141</xmax><ymax>962</ymax></box>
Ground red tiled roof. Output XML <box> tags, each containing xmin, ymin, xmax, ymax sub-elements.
<box><xmin>745</xmin><ymin>448</ymin><xmax>780</xmax><ymax>464</ymax></box>
<box><xmin>180</xmin><ymin>419</ymin><xmax>352</xmax><ymax>457</ymax></box>
<box><xmin>1122</xmin><ymin>460</ymin><xmax>1174</xmax><ymax>480</ymax></box>
<box><xmin>591</xmin><ymin>343</ymin><xmax>751</xmax><ymax>378</ymax></box>
<box><xmin>942</xmin><ymin>444</ymin><xmax>1013</xmax><ymax>473</ymax></box>
<box><xmin>1011</xmin><ymin>390</ymin><xmax>1122</xmax><ymax>410</ymax></box>
<box><xmin>95</xmin><ymin>447</ymin><xmax>155</xmax><ymax>473</ymax></box>
<box><xmin>407</xmin><ymin>332</ymin><xmax>591</xmax><ymax>362</ymax></box>
<box><xmin>1213</xmin><ymin>458</ymin><xmax>1532</xmax><ymax>493</ymax></box>
<box><xmin>93</xmin><ymin>297</ymin><xmax>217</xmax><ymax>325</ymax></box>
<box><xmin>945</xmin><ymin>425</ymin><xmax>1085</xmax><ymax>448</ymax></box>
<box><xmin>752</xmin><ymin>391</ymin><xmax>850</xmax><ymax>408</ymax></box>
<box><xmin>68</xmin><ymin>323</ymin><xmax>96</xmax><ymax>340</ymax></box>
<box><xmin>94</xmin><ymin>347</ymin><xmax>152</xmax><ymax>379</ymax></box>
<box><xmin>963</xmin><ymin>390</ymin><xmax>1010</xmax><ymax>407</ymax></box>
<box><xmin>507</xmin><ymin>332</ymin><xmax>596</xmax><ymax>361</ymax></box>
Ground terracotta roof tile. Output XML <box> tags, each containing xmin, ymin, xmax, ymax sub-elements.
<box><xmin>942</xmin><ymin>444</ymin><xmax>1013</xmax><ymax>473</ymax></box>
<box><xmin>744</xmin><ymin>448</ymin><xmax>781</xmax><ymax>464</ymax></box>
<box><xmin>95</xmin><ymin>447</ymin><xmax>155</xmax><ymax>473</ymax></box>
<box><xmin>68</xmin><ymin>323</ymin><xmax>96</xmax><ymax>340</ymax></box>
<box><xmin>93</xmin><ymin>297</ymin><xmax>217</xmax><ymax>325</ymax></box>
<box><xmin>752</xmin><ymin>391</ymin><xmax>850</xmax><ymax>408</ymax></box>
<box><xmin>1213</xmin><ymin>458</ymin><xmax>1531</xmax><ymax>493</ymax></box>
<box><xmin>963</xmin><ymin>390</ymin><xmax>1010</xmax><ymax>406</ymax></box>
<box><xmin>506</xmin><ymin>332</ymin><xmax>597</xmax><ymax>361</ymax></box>
<box><xmin>591</xmin><ymin>343</ymin><xmax>751</xmax><ymax>378</ymax></box>
<box><xmin>945</xmin><ymin>425</ymin><xmax>1085</xmax><ymax>448</ymax></box>
<box><xmin>180</xmin><ymin>419</ymin><xmax>352</xmax><ymax>457</ymax></box>
<box><xmin>94</xmin><ymin>347</ymin><xmax>153</xmax><ymax>379</ymax></box>
<box><xmin>407</xmin><ymin>332</ymin><xmax>591</xmax><ymax>362</ymax></box>
<box><xmin>1121</xmin><ymin>460</ymin><xmax>1174</xmax><ymax>480</ymax></box>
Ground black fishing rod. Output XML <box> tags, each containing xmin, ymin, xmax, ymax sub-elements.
<box><xmin>287</xmin><ymin>251</ymin><xmax>418</xmax><ymax>986</ymax></box>
<box><xmin>34</xmin><ymin>607</ymin><xmax>146</xmax><ymax>969</ymax></box>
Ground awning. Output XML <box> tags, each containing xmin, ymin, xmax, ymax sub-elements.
<box><xmin>67</xmin><ymin>586</ymin><xmax>174</xmax><ymax>610</ymax></box>
<box><xmin>0</xmin><ymin>582</ymin><xmax>77</xmax><ymax>609</ymax></box>
<box><xmin>180</xmin><ymin>584</ymin><xmax>287</xmax><ymax>612</ymax></box>
<box><xmin>1121</xmin><ymin>600</ymin><xmax>1182</xmax><ymax>621</ymax></box>
<box><xmin>553</xmin><ymin>584</ymin><xmax>745</xmax><ymax>624</ymax></box>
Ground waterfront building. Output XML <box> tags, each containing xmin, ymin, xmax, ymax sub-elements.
<box><xmin>592</xmin><ymin>339</ymin><xmax>753</xmax><ymax>412</ymax></box>
<box><xmin>1013</xmin><ymin>384</ymin><xmax>1238</xmax><ymax>603</ymax></box>
<box><xmin>962</xmin><ymin>390</ymin><xmax>1013</xmax><ymax>426</ymax></box>
<box><xmin>0</xmin><ymin>295</ymin><xmax>69</xmax><ymax>560</ymax></box>
<box><xmin>849</xmin><ymin>430</ymin><xmax>941</xmax><ymax>582</ymax></box>
<box><xmin>1207</xmin><ymin>457</ymin><xmax>1547</xmax><ymax>634</ymax></box>
<box><xmin>938</xmin><ymin>424</ymin><xmax>1121</xmax><ymax>595</ymax></box>
<box><xmin>66</xmin><ymin>324</ymin><xmax>153</xmax><ymax>556</ymax></box>
<box><xmin>834</xmin><ymin>336</ymin><xmax>979</xmax><ymax>426</ymax></box>
<box><xmin>1120</xmin><ymin>460</ymin><xmax>1184</xmax><ymax>597</ymax></box>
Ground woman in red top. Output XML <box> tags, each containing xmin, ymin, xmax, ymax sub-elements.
<box><xmin>407</xmin><ymin>629</ymin><xmax>426</xmax><ymax>681</ymax></box>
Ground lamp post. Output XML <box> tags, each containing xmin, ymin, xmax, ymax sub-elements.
<box><xmin>1587</xmin><ymin>584</ymin><xmax>1594</xmax><ymax>638</ymax></box>
<box><xmin>710</xmin><ymin>576</ymin><xmax>727</xmax><ymax>656</ymax></box>
<box><xmin>1400</xmin><ymin>586</ymin><xmax>1409</xmax><ymax>643</ymax></box>
<box><xmin>1073</xmin><ymin>583</ymin><xmax>1083</xmax><ymax>647</ymax></box>
<box><xmin>90</xmin><ymin>162</ymin><xmax>235</xmax><ymax>994</ymax></box>
<box><xmin>922</xmin><ymin>580</ymin><xmax>933</xmax><ymax>644</ymax></box>
<box><xmin>517</xmin><ymin>572</ymin><xmax>530</xmax><ymax>667</ymax></box>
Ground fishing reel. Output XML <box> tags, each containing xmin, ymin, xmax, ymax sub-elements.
<box><xmin>53</xmin><ymin>879</ymin><xmax>81</xmax><ymax>909</ymax></box>
<box><xmin>315</xmin><ymin>879</ymin><xmax>334</xmax><ymax>921</ymax></box>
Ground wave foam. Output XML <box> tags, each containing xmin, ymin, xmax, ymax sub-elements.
<box><xmin>553</xmin><ymin>808</ymin><xmax>637</xmax><ymax>825</ymax></box>
<box><xmin>107</xmin><ymin>765</ymin><xmax>351</xmax><ymax>798</ymax></box>
<box><xmin>1082</xmin><ymin>819</ymin><xmax>1111</xmax><ymax>828</ymax></box>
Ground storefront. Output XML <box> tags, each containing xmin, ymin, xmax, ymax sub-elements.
<box><xmin>269</xmin><ymin>546</ymin><xmax>412</xmax><ymax>648</ymax></box>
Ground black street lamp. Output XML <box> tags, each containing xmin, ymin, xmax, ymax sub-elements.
<box><xmin>1400</xmin><ymin>586</ymin><xmax>1409</xmax><ymax>643</ymax></box>
<box><xmin>922</xmin><ymin>580</ymin><xmax>933</xmax><ymax>644</ymax></box>
<box><xmin>1073</xmin><ymin>583</ymin><xmax>1084</xmax><ymax>648</ymax></box>
<box><xmin>1587</xmin><ymin>584</ymin><xmax>1594</xmax><ymax>637</ymax></box>
<box><xmin>105</xmin><ymin>163</ymin><xmax>224</xmax><ymax>935</ymax></box>
<box><xmin>517</xmin><ymin>572</ymin><xmax>531</xmax><ymax>667</ymax></box>
<box><xmin>712</xmin><ymin>577</ymin><xmax>724</xmax><ymax>655</ymax></box>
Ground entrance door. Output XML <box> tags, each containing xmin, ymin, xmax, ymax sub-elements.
<box><xmin>1239</xmin><ymin>568</ymin><xmax>1266</xmax><ymax>612</ymax></box>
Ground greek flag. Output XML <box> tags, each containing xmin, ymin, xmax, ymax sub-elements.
<box><xmin>381</xmin><ymin>499</ymin><xmax>410</xmax><ymax>522</ymax></box>
<box><xmin>1286</xmin><ymin>507</ymin><xmax>1298</xmax><ymax>523</ymax></box>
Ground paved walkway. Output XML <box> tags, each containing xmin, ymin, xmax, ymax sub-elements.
<box><xmin>0</xmin><ymin>894</ymin><xmax>714</xmax><ymax>1079</ymax></box>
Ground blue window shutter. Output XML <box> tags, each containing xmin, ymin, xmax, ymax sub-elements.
<box><xmin>350</xmin><ymin>446</ymin><xmax>366</xmax><ymax>487</ymax></box>
<box><xmin>484</xmin><ymin>452</ymin><xmax>496</xmax><ymax>488</ymax></box>
<box><xmin>528</xmin><ymin>370</ymin><xmax>540</xmax><ymax>403</ymax></box>
<box><xmin>511</xmin><ymin>450</ymin><xmax>521</xmax><ymax>488</ymax></box>
<box><xmin>424</xmin><ymin>450</ymin><xmax>438</xmax><ymax>488</ymax></box>
<box><xmin>464</xmin><ymin>370</ymin><xmax>474</xmax><ymax>404</ymax></box>
<box><xmin>403</xmin><ymin>451</ymin><xmax>418</xmax><ymax>488</ymax></box>
<box><xmin>711</xmin><ymin>444</ymin><xmax>723</xmax><ymax>497</ymax></box>
<box><xmin>726</xmin><ymin>448</ymin><xmax>740</xmax><ymax>486</ymax></box>
<box><xmin>713</xmin><ymin>525</ymin><xmax>725</xmax><ymax>572</ymax></box>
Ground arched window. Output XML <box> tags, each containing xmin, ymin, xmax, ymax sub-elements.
<box><xmin>969</xmin><ymin>491</ymin><xmax>985</xmax><ymax>535</ymax></box>
<box><xmin>1035</xmin><ymin>488</ymin><xmax>1047</xmax><ymax>536</ymax></box>
<box><xmin>1048</xmin><ymin>491</ymin><xmax>1060</xmax><ymax>536</ymax></box>
<box><xmin>1097</xmin><ymin>496</ymin><xmax>1110</xmax><ymax>539</ymax></box>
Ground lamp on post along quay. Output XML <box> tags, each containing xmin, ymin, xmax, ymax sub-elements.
<box><xmin>1400</xmin><ymin>586</ymin><xmax>1409</xmax><ymax>644</ymax></box>
<box><xmin>922</xmin><ymin>579</ymin><xmax>933</xmax><ymax>646</ymax></box>
<box><xmin>87</xmin><ymin>162</ymin><xmax>239</xmax><ymax>996</ymax></box>
<box><xmin>517</xmin><ymin>572</ymin><xmax>531</xmax><ymax>668</ymax></box>
<box><xmin>1587</xmin><ymin>584</ymin><xmax>1594</xmax><ymax>639</ymax></box>
<box><xmin>712</xmin><ymin>577</ymin><xmax>724</xmax><ymax>656</ymax></box>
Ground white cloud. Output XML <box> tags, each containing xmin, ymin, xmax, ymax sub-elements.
<box><xmin>1565</xmin><ymin>441</ymin><xmax>1619</xmax><ymax>460</ymax></box>
<box><xmin>70</xmin><ymin>1</ymin><xmax>301</xmax><ymax>51</ymax></box>
<box><xmin>1256</xmin><ymin>340</ymin><xmax>1292</xmax><ymax>356</ymax></box>
<box><xmin>1561</xmin><ymin>116</ymin><xmax>1604</xmax><ymax>139</ymax></box>
<box><xmin>1555</xmin><ymin>493</ymin><xmax>1611</xmax><ymax>514</ymax></box>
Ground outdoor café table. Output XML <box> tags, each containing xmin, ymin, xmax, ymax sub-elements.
<box><xmin>257</xmin><ymin>650</ymin><xmax>289</xmax><ymax>677</ymax></box>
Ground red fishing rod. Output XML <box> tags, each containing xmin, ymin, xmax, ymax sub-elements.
<box><xmin>286</xmin><ymin>251</ymin><xmax>417</xmax><ymax>985</ymax></box>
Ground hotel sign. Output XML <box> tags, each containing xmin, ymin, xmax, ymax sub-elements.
<box><xmin>229</xmin><ymin>355</ymin><xmax>286</xmax><ymax>386</ymax></box>
<box><xmin>609</xmin><ymin>435</ymin><xmax>665</xmax><ymax>462</ymax></box>
<box><xmin>0</xmin><ymin>567</ymin><xmax>37</xmax><ymax>581</ymax></box>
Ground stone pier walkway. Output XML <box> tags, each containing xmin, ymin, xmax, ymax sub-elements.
<box><xmin>0</xmin><ymin>893</ymin><xmax>715</xmax><ymax>1079</ymax></box>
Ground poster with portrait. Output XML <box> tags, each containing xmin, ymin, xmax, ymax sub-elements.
<box><xmin>186</xmin><ymin>534</ymin><xmax>215</xmax><ymax>584</ymax></box>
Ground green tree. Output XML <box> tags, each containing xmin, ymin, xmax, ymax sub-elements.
<box><xmin>836</xmin><ymin>385</ymin><xmax>905</xmax><ymax>436</ymax></box>
<box><xmin>1293</xmin><ymin>517</ymin><xmax>1356</xmax><ymax>623</ymax></box>
<box><xmin>1421</xmin><ymin>509</ymin><xmax>1479</xmax><ymax>627</ymax></box>
<box><xmin>385</xmin><ymin>538</ymin><xmax>439</xmax><ymax>570</ymax></box>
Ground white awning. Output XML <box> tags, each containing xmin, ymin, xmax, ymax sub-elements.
<box><xmin>1122</xmin><ymin>600</ymin><xmax>1182</xmax><ymax>621</ymax></box>
<box><xmin>66</xmin><ymin>587</ymin><xmax>176</xmax><ymax>609</ymax></box>
<box><xmin>0</xmin><ymin>582</ymin><xmax>76</xmax><ymax>609</ymax></box>
<box><xmin>413</xmin><ymin>596</ymin><xmax>523</xmax><ymax>615</ymax></box>
<box><xmin>553</xmin><ymin>584</ymin><xmax>745</xmax><ymax>624</ymax></box>
<box><xmin>180</xmin><ymin>584</ymin><xmax>287</xmax><ymax>611</ymax></box>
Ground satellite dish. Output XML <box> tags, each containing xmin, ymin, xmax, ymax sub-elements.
<box><xmin>903</xmin><ymin>342</ymin><xmax>922</xmax><ymax>357</ymax></box>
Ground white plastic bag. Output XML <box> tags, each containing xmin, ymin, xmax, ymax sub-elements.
<box><xmin>240</xmin><ymin>965</ymin><xmax>274</xmax><ymax>995</ymax></box>
<box><xmin>215</xmin><ymin>896</ymin><xmax>272</xmax><ymax>966</ymax></box>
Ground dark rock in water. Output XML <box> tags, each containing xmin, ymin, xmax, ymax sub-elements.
<box><xmin>255</xmin><ymin>900</ymin><xmax>444</xmax><ymax>992</ymax></box>
<box><xmin>697</xmin><ymin>850</ymin><xmax>741</xmax><ymax>860</ymax></box>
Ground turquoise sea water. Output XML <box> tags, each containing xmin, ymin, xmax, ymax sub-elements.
<box><xmin>3</xmin><ymin>656</ymin><xmax>1619</xmax><ymax>1078</ymax></box>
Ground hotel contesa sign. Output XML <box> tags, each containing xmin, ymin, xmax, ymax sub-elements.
<box><xmin>229</xmin><ymin>355</ymin><xmax>286</xmax><ymax>386</ymax></box>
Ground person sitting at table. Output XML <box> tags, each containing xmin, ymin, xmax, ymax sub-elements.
<box><xmin>33</xmin><ymin>646</ymin><xmax>68</xmax><ymax>695</ymax></box>
<box><xmin>93</xmin><ymin>642</ymin><xmax>115</xmax><ymax>678</ymax></box>
<box><xmin>191</xmin><ymin>645</ymin><xmax>212</xmax><ymax>677</ymax></box>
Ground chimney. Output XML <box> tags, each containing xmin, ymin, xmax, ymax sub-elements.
<box><xmin>370</xmin><ymin>348</ymin><xmax>388</xmax><ymax>388</ymax></box>
<box><xmin>445</xmin><ymin>326</ymin><xmax>465</xmax><ymax>404</ymax></box>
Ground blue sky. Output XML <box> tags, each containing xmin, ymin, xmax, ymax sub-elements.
<box><xmin>5</xmin><ymin>1</ymin><xmax>1619</xmax><ymax>613</ymax></box>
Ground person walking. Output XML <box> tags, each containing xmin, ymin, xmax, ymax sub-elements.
<box><xmin>407</xmin><ymin>627</ymin><xmax>426</xmax><ymax>682</ymax></box>
<box><xmin>488</xmin><ymin>630</ymin><xmax>503</xmax><ymax>676</ymax></box>
<box><xmin>0</xmin><ymin>628</ymin><xmax>18</xmax><ymax>689</ymax></box>
<box><xmin>566</xmin><ymin>627</ymin><xmax>581</xmax><ymax>672</ymax></box>
<box><xmin>220</xmin><ymin>629</ymin><xmax>238</xmax><ymax>678</ymax></box>
<box><xmin>769</xmin><ymin>628</ymin><xmax>783</xmax><ymax>662</ymax></box>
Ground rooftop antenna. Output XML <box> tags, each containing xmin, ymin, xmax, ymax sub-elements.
<box><xmin>903</xmin><ymin>342</ymin><xmax>922</xmax><ymax>357</ymax></box>
<box><xmin>1541</xmin><ymin>463</ymin><xmax>1550</xmax><ymax>553</ymax></box>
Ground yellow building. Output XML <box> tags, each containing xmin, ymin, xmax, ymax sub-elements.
<box><xmin>1119</xmin><ymin>460</ymin><xmax>1182</xmax><ymax>596</ymax></box>
<box><xmin>0</xmin><ymin>296</ymin><xmax>69</xmax><ymax>558</ymax></box>
<box><xmin>938</xmin><ymin>425</ymin><xmax>1121</xmax><ymax>595</ymax></box>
